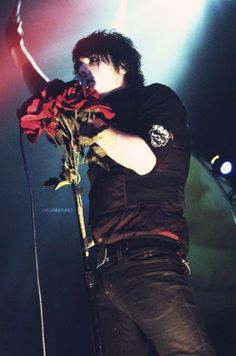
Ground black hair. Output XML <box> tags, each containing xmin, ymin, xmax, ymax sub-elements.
<box><xmin>72</xmin><ymin>30</ymin><xmax>145</xmax><ymax>87</ymax></box>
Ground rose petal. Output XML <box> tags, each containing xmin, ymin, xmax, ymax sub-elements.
<box><xmin>27</xmin><ymin>98</ymin><xmax>41</xmax><ymax>114</ymax></box>
<box><xmin>88</xmin><ymin>104</ymin><xmax>115</xmax><ymax>119</ymax></box>
<box><xmin>20</xmin><ymin>119</ymin><xmax>41</xmax><ymax>130</ymax></box>
<box><xmin>20</xmin><ymin>111</ymin><xmax>47</xmax><ymax>122</ymax></box>
<box><xmin>26</xmin><ymin>128</ymin><xmax>42</xmax><ymax>143</ymax></box>
<box><xmin>42</xmin><ymin>102</ymin><xmax>54</xmax><ymax>118</ymax></box>
<box><xmin>23</xmin><ymin>128</ymin><xmax>37</xmax><ymax>134</ymax></box>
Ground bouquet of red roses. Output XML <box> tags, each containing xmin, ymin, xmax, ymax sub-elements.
<box><xmin>17</xmin><ymin>79</ymin><xmax>114</xmax><ymax>144</ymax></box>
<box><xmin>17</xmin><ymin>79</ymin><xmax>115</xmax><ymax>189</ymax></box>
<box><xmin>17</xmin><ymin>79</ymin><xmax>115</xmax><ymax>252</ymax></box>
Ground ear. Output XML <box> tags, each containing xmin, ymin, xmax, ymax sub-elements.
<box><xmin>119</xmin><ymin>62</ymin><xmax>127</xmax><ymax>75</ymax></box>
<box><xmin>119</xmin><ymin>68</ymin><xmax>126</xmax><ymax>75</ymax></box>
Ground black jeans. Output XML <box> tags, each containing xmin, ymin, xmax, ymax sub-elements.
<box><xmin>94</xmin><ymin>246</ymin><xmax>216</xmax><ymax>356</ymax></box>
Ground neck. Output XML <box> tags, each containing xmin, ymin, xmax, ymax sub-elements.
<box><xmin>99</xmin><ymin>83</ymin><xmax>127</xmax><ymax>99</ymax></box>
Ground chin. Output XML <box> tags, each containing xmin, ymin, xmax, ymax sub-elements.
<box><xmin>94</xmin><ymin>85</ymin><xmax>106</xmax><ymax>93</ymax></box>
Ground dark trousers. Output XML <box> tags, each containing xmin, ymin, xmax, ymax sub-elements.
<box><xmin>94</xmin><ymin>246</ymin><xmax>216</xmax><ymax>356</ymax></box>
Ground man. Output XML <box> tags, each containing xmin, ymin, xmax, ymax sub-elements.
<box><xmin>7</xmin><ymin>3</ymin><xmax>215</xmax><ymax>355</ymax></box>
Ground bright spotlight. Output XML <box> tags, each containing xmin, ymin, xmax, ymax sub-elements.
<box><xmin>127</xmin><ymin>0</ymin><xmax>208</xmax><ymax>85</ymax></box>
<box><xmin>114</xmin><ymin>0</ymin><xmax>128</xmax><ymax>32</ymax></box>
<box><xmin>220</xmin><ymin>161</ymin><xmax>233</xmax><ymax>175</ymax></box>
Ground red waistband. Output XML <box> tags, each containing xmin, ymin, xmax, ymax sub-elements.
<box><xmin>158</xmin><ymin>230</ymin><xmax>180</xmax><ymax>241</ymax></box>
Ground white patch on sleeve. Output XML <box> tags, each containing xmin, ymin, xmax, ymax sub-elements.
<box><xmin>149</xmin><ymin>125</ymin><xmax>173</xmax><ymax>147</ymax></box>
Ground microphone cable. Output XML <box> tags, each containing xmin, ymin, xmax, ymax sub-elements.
<box><xmin>19</xmin><ymin>130</ymin><xmax>47</xmax><ymax>356</ymax></box>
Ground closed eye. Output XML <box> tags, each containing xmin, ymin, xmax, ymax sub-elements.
<box><xmin>88</xmin><ymin>55</ymin><xmax>100</xmax><ymax>64</ymax></box>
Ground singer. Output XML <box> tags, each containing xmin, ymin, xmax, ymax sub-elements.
<box><xmin>7</xmin><ymin>3</ymin><xmax>215</xmax><ymax>355</ymax></box>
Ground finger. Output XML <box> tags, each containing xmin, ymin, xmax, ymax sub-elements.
<box><xmin>16</xmin><ymin>0</ymin><xmax>22</xmax><ymax>18</ymax></box>
<box><xmin>6</xmin><ymin>0</ymin><xmax>24</xmax><ymax>49</ymax></box>
<box><xmin>17</xmin><ymin>19</ymin><xmax>24</xmax><ymax>36</ymax></box>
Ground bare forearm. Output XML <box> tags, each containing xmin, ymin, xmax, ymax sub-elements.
<box><xmin>6</xmin><ymin>1</ymin><xmax>49</xmax><ymax>94</ymax></box>
<box><xmin>11</xmin><ymin>45</ymin><xmax>49</xmax><ymax>94</ymax></box>
<box><xmin>96</xmin><ymin>127</ymin><xmax>156</xmax><ymax>175</ymax></box>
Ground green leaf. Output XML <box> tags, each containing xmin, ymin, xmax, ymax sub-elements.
<box><xmin>54</xmin><ymin>180</ymin><xmax>71</xmax><ymax>190</ymax></box>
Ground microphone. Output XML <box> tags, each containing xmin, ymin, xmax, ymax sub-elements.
<box><xmin>74</xmin><ymin>73</ymin><xmax>95</xmax><ymax>88</ymax></box>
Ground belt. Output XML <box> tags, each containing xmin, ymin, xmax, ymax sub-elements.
<box><xmin>96</xmin><ymin>237</ymin><xmax>181</xmax><ymax>268</ymax></box>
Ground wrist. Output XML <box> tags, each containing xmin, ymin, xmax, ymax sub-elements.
<box><xmin>95</xmin><ymin>126</ymin><xmax>110</xmax><ymax>141</ymax></box>
<box><xmin>9</xmin><ymin>43</ymin><xmax>22</xmax><ymax>54</ymax></box>
<box><xmin>95</xmin><ymin>127</ymin><xmax>120</xmax><ymax>151</ymax></box>
<box><xmin>8</xmin><ymin>40</ymin><xmax>22</xmax><ymax>52</ymax></box>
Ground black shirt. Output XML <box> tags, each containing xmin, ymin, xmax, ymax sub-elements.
<box><xmin>87</xmin><ymin>84</ymin><xmax>190</xmax><ymax>255</ymax></box>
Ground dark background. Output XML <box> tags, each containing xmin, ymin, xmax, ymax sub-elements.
<box><xmin>0</xmin><ymin>1</ymin><xmax>236</xmax><ymax>355</ymax></box>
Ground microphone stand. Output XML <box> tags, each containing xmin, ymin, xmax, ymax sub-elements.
<box><xmin>72</xmin><ymin>182</ymin><xmax>104</xmax><ymax>356</ymax></box>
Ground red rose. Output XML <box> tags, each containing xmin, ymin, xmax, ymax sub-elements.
<box><xmin>54</xmin><ymin>81</ymin><xmax>99</xmax><ymax>113</ymax></box>
<box><xmin>20</xmin><ymin>111</ymin><xmax>59</xmax><ymax>143</ymax></box>
<box><xmin>18</xmin><ymin>92</ymin><xmax>58</xmax><ymax>143</ymax></box>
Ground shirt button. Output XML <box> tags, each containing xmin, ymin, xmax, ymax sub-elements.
<box><xmin>98</xmin><ymin>237</ymin><xmax>104</xmax><ymax>244</ymax></box>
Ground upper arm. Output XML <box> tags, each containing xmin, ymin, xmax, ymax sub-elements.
<box><xmin>136</xmin><ymin>84</ymin><xmax>190</xmax><ymax>171</ymax></box>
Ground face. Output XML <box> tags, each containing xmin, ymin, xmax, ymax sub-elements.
<box><xmin>76</xmin><ymin>55</ymin><xmax>127</xmax><ymax>95</ymax></box>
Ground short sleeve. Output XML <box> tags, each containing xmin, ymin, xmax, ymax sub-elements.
<box><xmin>136</xmin><ymin>84</ymin><xmax>189</xmax><ymax>164</ymax></box>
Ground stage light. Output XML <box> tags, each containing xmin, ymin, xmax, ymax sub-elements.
<box><xmin>211</xmin><ymin>155</ymin><xmax>220</xmax><ymax>165</ymax></box>
<box><xmin>114</xmin><ymin>0</ymin><xmax>128</xmax><ymax>31</ymax></box>
<box><xmin>123</xmin><ymin>0</ymin><xmax>208</xmax><ymax>85</ymax></box>
<box><xmin>211</xmin><ymin>155</ymin><xmax>234</xmax><ymax>176</ymax></box>
<box><xmin>220</xmin><ymin>161</ymin><xmax>233</xmax><ymax>175</ymax></box>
